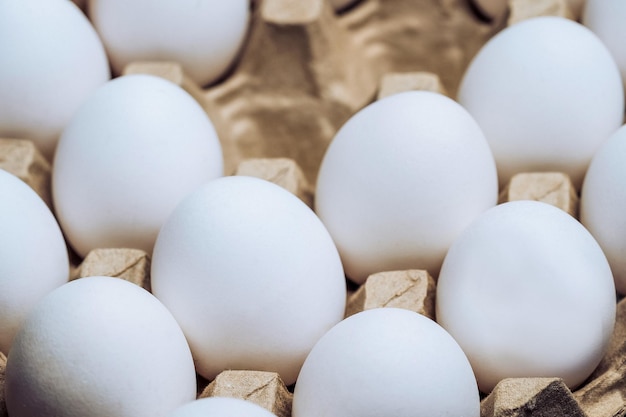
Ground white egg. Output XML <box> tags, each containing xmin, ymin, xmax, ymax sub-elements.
<box><xmin>53</xmin><ymin>74</ymin><xmax>223</xmax><ymax>257</ymax></box>
<box><xmin>581</xmin><ymin>124</ymin><xmax>626</xmax><ymax>294</ymax></box>
<box><xmin>292</xmin><ymin>308</ymin><xmax>480</xmax><ymax>417</ymax></box>
<box><xmin>87</xmin><ymin>0</ymin><xmax>250</xmax><ymax>86</ymax></box>
<box><xmin>0</xmin><ymin>169</ymin><xmax>69</xmax><ymax>354</ymax></box>
<box><xmin>151</xmin><ymin>176</ymin><xmax>347</xmax><ymax>385</ymax></box>
<box><xmin>583</xmin><ymin>0</ymin><xmax>626</xmax><ymax>96</ymax></box>
<box><xmin>5</xmin><ymin>276</ymin><xmax>197</xmax><ymax>417</ymax></box>
<box><xmin>168</xmin><ymin>398</ymin><xmax>277</xmax><ymax>417</ymax></box>
<box><xmin>315</xmin><ymin>91</ymin><xmax>498</xmax><ymax>284</ymax></box>
<box><xmin>436</xmin><ymin>201</ymin><xmax>616</xmax><ymax>393</ymax></box>
<box><xmin>0</xmin><ymin>0</ymin><xmax>110</xmax><ymax>159</ymax></box>
<box><xmin>458</xmin><ymin>17</ymin><xmax>624</xmax><ymax>189</ymax></box>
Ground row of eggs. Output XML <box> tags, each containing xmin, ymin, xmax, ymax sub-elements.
<box><xmin>0</xmin><ymin>0</ymin><xmax>360</xmax><ymax>160</ymax></box>
<box><xmin>1</xmin><ymin>0</ymin><xmax>626</xmax><ymax>416</ymax></box>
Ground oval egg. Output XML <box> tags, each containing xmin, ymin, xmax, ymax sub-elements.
<box><xmin>53</xmin><ymin>74</ymin><xmax>223</xmax><ymax>257</ymax></box>
<box><xmin>436</xmin><ymin>201</ymin><xmax>616</xmax><ymax>393</ymax></box>
<box><xmin>0</xmin><ymin>169</ymin><xmax>69</xmax><ymax>354</ymax></box>
<box><xmin>88</xmin><ymin>0</ymin><xmax>250</xmax><ymax>86</ymax></box>
<box><xmin>315</xmin><ymin>90</ymin><xmax>498</xmax><ymax>284</ymax></box>
<box><xmin>458</xmin><ymin>16</ymin><xmax>624</xmax><ymax>189</ymax></box>
<box><xmin>583</xmin><ymin>0</ymin><xmax>626</xmax><ymax>96</ymax></box>
<box><xmin>151</xmin><ymin>176</ymin><xmax>347</xmax><ymax>385</ymax></box>
<box><xmin>0</xmin><ymin>0</ymin><xmax>110</xmax><ymax>159</ymax></box>
<box><xmin>581</xmin><ymin>124</ymin><xmax>626</xmax><ymax>294</ymax></box>
<box><xmin>5</xmin><ymin>276</ymin><xmax>197</xmax><ymax>417</ymax></box>
<box><xmin>292</xmin><ymin>308</ymin><xmax>480</xmax><ymax>417</ymax></box>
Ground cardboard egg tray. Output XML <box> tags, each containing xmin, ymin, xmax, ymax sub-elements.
<box><xmin>1</xmin><ymin>0</ymin><xmax>624</xmax><ymax>416</ymax></box>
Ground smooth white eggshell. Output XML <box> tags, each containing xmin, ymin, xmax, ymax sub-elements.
<box><xmin>88</xmin><ymin>0</ymin><xmax>250</xmax><ymax>86</ymax></box>
<box><xmin>168</xmin><ymin>398</ymin><xmax>277</xmax><ymax>417</ymax></box>
<box><xmin>458</xmin><ymin>17</ymin><xmax>624</xmax><ymax>189</ymax></box>
<box><xmin>0</xmin><ymin>169</ymin><xmax>69</xmax><ymax>355</ymax></box>
<box><xmin>581</xmin><ymin>124</ymin><xmax>626</xmax><ymax>294</ymax></box>
<box><xmin>0</xmin><ymin>0</ymin><xmax>110</xmax><ymax>159</ymax></box>
<box><xmin>151</xmin><ymin>176</ymin><xmax>347</xmax><ymax>385</ymax></box>
<box><xmin>315</xmin><ymin>91</ymin><xmax>498</xmax><ymax>284</ymax></box>
<box><xmin>53</xmin><ymin>74</ymin><xmax>223</xmax><ymax>257</ymax></box>
<box><xmin>292</xmin><ymin>308</ymin><xmax>480</xmax><ymax>417</ymax></box>
<box><xmin>583</xmin><ymin>0</ymin><xmax>626</xmax><ymax>96</ymax></box>
<box><xmin>436</xmin><ymin>201</ymin><xmax>616</xmax><ymax>393</ymax></box>
<box><xmin>5</xmin><ymin>276</ymin><xmax>197</xmax><ymax>417</ymax></box>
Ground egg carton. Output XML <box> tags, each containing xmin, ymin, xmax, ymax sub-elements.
<box><xmin>171</xmin><ymin>0</ymin><xmax>498</xmax><ymax>182</ymax></box>
<box><xmin>0</xmin><ymin>0</ymin><xmax>623</xmax><ymax>416</ymax></box>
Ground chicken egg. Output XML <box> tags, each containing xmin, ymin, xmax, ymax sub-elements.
<box><xmin>583</xmin><ymin>0</ymin><xmax>626</xmax><ymax>97</ymax></box>
<box><xmin>87</xmin><ymin>0</ymin><xmax>250</xmax><ymax>86</ymax></box>
<box><xmin>53</xmin><ymin>74</ymin><xmax>223</xmax><ymax>257</ymax></box>
<box><xmin>0</xmin><ymin>169</ymin><xmax>69</xmax><ymax>354</ymax></box>
<box><xmin>436</xmin><ymin>201</ymin><xmax>616</xmax><ymax>393</ymax></box>
<box><xmin>151</xmin><ymin>176</ymin><xmax>347</xmax><ymax>385</ymax></box>
<box><xmin>292</xmin><ymin>308</ymin><xmax>480</xmax><ymax>417</ymax></box>
<box><xmin>458</xmin><ymin>16</ymin><xmax>624</xmax><ymax>189</ymax></box>
<box><xmin>315</xmin><ymin>91</ymin><xmax>498</xmax><ymax>284</ymax></box>
<box><xmin>5</xmin><ymin>276</ymin><xmax>197</xmax><ymax>417</ymax></box>
<box><xmin>581</xmin><ymin>124</ymin><xmax>626</xmax><ymax>294</ymax></box>
<box><xmin>0</xmin><ymin>0</ymin><xmax>110</xmax><ymax>159</ymax></box>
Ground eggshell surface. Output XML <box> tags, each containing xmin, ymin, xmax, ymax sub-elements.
<box><xmin>583</xmin><ymin>0</ymin><xmax>626</xmax><ymax>96</ymax></box>
<box><xmin>5</xmin><ymin>276</ymin><xmax>197</xmax><ymax>417</ymax></box>
<box><xmin>151</xmin><ymin>176</ymin><xmax>347</xmax><ymax>385</ymax></box>
<box><xmin>458</xmin><ymin>17</ymin><xmax>624</xmax><ymax>189</ymax></box>
<box><xmin>53</xmin><ymin>74</ymin><xmax>223</xmax><ymax>257</ymax></box>
<box><xmin>0</xmin><ymin>169</ymin><xmax>69</xmax><ymax>355</ymax></box>
<box><xmin>0</xmin><ymin>0</ymin><xmax>110</xmax><ymax>159</ymax></box>
<box><xmin>581</xmin><ymin>124</ymin><xmax>626</xmax><ymax>294</ymax></box>
<box><xmin>292</xmin><ymin>308</ymin><xmax>480</xmax><ymax>417</ymax></box>
<box><xmin>315</xmin><ymin>91</ymin><xmax>498</xmax><ymax>284</ymax></box>
<box><xmin>88</xmin><ymin>0</ymin><xmax>250</xmax><ymax>86</ymax></box>
<box><xmin>168</xmin><ymin>397</ymin><xmax>277</xmax><ymax>417</ymax></box>
<box><xmin>436</xmin><ymin>201</ymin><xmax>616</xmax><ymax>393</ymax></box>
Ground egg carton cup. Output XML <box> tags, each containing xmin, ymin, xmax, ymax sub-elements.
<box><xmin>0</xmin><ymin>0</ymin><xmax>621</xmax><ymax>416</ymax></box>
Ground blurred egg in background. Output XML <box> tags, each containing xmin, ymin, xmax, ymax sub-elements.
<box><xmin>87</xmin><ymin>0</ymin><xmax>250</xmax><ymax>86</ymax></box>
<box><xmin>0</xmin><ymin>0</ymin><xmax>110</xmax><ymax>159</ymax></box>
<box><xmin>583</xmin><ymin>0</ymin><xmax>626</xmax><ymax>97</ymax></box>
<box><xmin>581</xmin><ymin>124</ymin><xmax>626</xmax><ymax>294</ymax></box>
